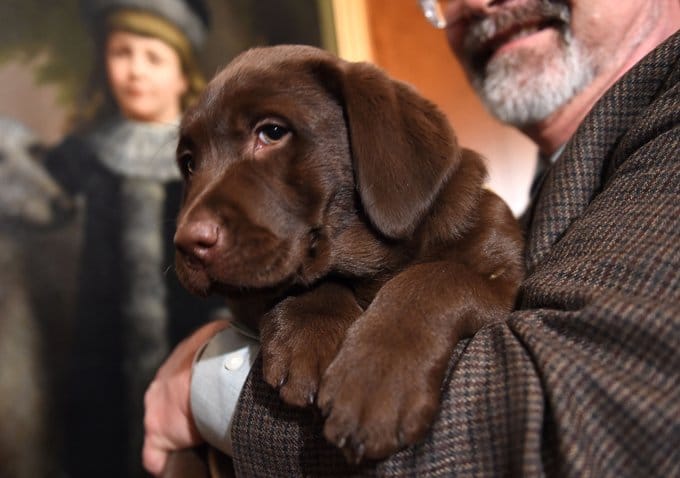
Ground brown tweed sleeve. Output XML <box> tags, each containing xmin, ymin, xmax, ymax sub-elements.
<box><xmin>230</xmin><ymin>32</ymin><xmax>680</xmax><ymax>477</ymax></box>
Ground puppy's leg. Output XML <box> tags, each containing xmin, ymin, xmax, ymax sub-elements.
<box><xmin>317</xmin><ymin>261</ymin><xmax>518</xmax><ymax>462</ymax></box>
<box><xmin>260</xmin><ymin>281</ymin><xmax>362</xmax><ymax>407</ymax></box>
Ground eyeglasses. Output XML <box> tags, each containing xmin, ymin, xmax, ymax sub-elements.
<box><xmin>418</xmin><ymin>0</ymin><xmax>451</xmax><ymax>29</ymax></box>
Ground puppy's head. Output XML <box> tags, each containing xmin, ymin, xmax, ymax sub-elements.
<box><xmin>174</xmin><ymin>45</ymin><xmax>459</xmax><ymax>297</ymax></box>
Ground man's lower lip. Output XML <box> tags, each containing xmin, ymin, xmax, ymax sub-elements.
<box><xmin>493</xmin><ymin>27</ymin><xmax>555</xmax><ymax>56</ymax></box>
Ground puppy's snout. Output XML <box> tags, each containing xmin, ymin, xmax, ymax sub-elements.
<box><xmin>175</xmin><ymin>219</ymin><xmax>220</xmax><ymax>265</ymax></box>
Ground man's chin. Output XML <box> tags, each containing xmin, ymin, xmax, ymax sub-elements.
<box><xmin>473</xmin><ymin>37</ymin><xmax>592</xmax><ymax>126</ymax></box>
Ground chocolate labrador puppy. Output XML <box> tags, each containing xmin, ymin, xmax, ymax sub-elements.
<box><xmin>174</xmin><ymin>45</ymin><xmax>524</xmax><ymax>462</ymax></box>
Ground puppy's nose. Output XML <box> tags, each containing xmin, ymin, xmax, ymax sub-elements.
<box><xmin>174</xmin><ymin>220</ymin><xmax>219</xmax><ymax>264</ymax></box>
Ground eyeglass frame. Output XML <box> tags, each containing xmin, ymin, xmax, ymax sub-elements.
<box><xmin>418</xmin><ymin>0</ymin><xmax>450</xmax><ymax>29</ymax></box>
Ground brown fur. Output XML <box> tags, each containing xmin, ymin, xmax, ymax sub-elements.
<box><xmin>174</xmin><ymin>45</ymin><xmax>524</xmax><ymax>462</ymax></box>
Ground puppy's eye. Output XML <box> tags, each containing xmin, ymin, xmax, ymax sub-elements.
<box><xmin>256</xmin><ymin>124</ymin><xmax>290</xmax><ymax>145</ymax></box>
<box><xmin>178</xmin><ymin>152</ymin><xmax>195</xmax><ymax>178</ymax></box>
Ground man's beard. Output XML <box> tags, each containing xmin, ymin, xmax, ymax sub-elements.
<box><xmin>460</xmin><ymin>1</ymin><xmax>596</xmax><ymax>126</ymax></box>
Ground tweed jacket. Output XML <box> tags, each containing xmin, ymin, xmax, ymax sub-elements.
<box><xmin>227</xmin><ymin>31</ymin><xmax>680</xmax><ymax>477</ymax></box>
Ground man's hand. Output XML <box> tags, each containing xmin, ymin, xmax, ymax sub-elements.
<box><xmin>142</xmin><ymin>319</ymin><xmax>231</xmax><ymax>476</ymax></box>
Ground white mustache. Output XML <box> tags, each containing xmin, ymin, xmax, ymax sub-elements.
<box><xmin>463</xmin><ymin>0</ymin><xmax>571</xmax><ymax>60</ymax></box>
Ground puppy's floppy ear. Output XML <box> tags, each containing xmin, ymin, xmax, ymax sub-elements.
<box><xmin>331</xmin><ymin>60</ymin><xmax>460</xmax><ymax>239</ymax></box>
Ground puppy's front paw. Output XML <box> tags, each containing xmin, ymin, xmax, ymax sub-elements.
<box><xmin>317</xmin><ymin>335</ymin><xmax>442</xmax><ymax>463</ymax></box>
<box><xmin>260</xmin><ymin>292</ymin><xmax>360</xmax><ymax>408</ymax></box>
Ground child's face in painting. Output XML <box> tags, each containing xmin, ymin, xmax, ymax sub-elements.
<box><xmin>106</xmin><ymin>30</ymin><xmax>188</xmax><ymax>123</ymax></box>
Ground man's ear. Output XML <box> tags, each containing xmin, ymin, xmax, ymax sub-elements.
<box><xmin>336</xmin><ymin>60</ymin><xmax>460</xmax><ymax>239</ymax></box>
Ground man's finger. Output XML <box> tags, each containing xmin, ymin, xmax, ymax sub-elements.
<box><xmin>142</xmin><ymin>440</ymin><xmax>168</xmax><ymax>476</ymax></box>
